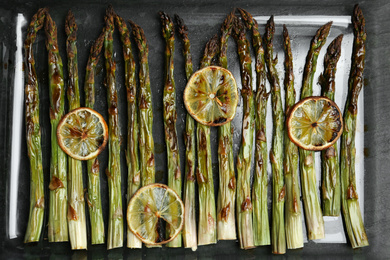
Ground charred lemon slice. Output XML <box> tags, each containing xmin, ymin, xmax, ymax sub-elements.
<box><xmin>127</xmin><ymin>183</ymin><xmax>184</xmax><ymax>245</ymax></box>
<box><xmin>183</xmin><ymin>66</ymin><xmax>238</xmax><ymax>126</ymax></box>
<box><xmin>287</xmin><ymin>96</ymin><xmax>343</xmax><ymax>151</ymax></box>
<box><xmin>57</xmin><ymin>107</ymin><xmax>108</xmax><ymax>160</ymax></box>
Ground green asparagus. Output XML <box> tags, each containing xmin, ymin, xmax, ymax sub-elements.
<box><xmin>299</xmin><ymin>21</ymin><xmax>332</xmax><ymax>240</ymax></box>
<box><xmin>175</xmin><ymin>14</ymin><xmax>197</xmax><ymax>251</ymax></box>
<box><xmin>114</xmin><ymin>13</ymin><xmax>141</xmax><ymax>249</ymax></box>
<box><xmin>340</xmin><ymin>4</ymin><xmax>368</xmax><ymax>249</ymax></box>
<box><xmin>84</xmin><ymin>28</ymin><xmax>105</xmax><ymax>245</ymax></box>
<box><xmin>24</xmin><ymin>8</ymin><xmax>46</xmax><ymax>243</ymax></box>
<box><xmin>45</xmin><ymin>11</ymin><xmax>68</xmax><ymax>243</ymax></box>
<box><xmin>197</xmin><ymin>34</ymin><xmax>219</xmax><ymax>246</ymax></box>
<box><xmin>264</xmin><ymin>16</ymin><xmax>286</xmax><ymax>254</ymax></box>
<box><xmin>104</xmin><ymin>7</ymin><xmax>123</xmax><ymax>249</ymax></box>
<box><xmin>319</xmin><ymin>34</ymin><xmax>343</xmax><ymax>217</ymax></box>
<box><xmin>232</xmin><ymin>17</ymin><xmax>255</xmax><ymax>250</ymax></box>
<box><xmin>159</xmin><ymin>11</ymin><xmax>182</xmax><ymax>248</ymax></box>
<box><xmin>238</xmin><ymin>8</ymin><xmax>270</xmax><ymax>246</ymax></box>
<box><xmin>282</xmin><ymin>24</ymin><xmax>303</xmax><ymax>249</ymax></box>
<box><xmin>129</xmin><ymin>20</ymin><xmax>156</xmax><ymax>187</ymax></box>
<box><xmin>65</xmin><ymin>10</ymin><xmax>87</xmax><ymax>250</ymax></box>
<box><xmin>216</xmin><ymin>10</ymin><xmax>236</xmax><ymax>241</ymax></box>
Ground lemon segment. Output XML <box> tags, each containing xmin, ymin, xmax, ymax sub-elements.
<box><xmin>287</xmin><ymin>96</ymin><xmax>343</xmax><ymax>151</ymax></box>
<box><xmin>184</xmin><ymin>66</ymin><xmax>238</xmax><ymax>126</ymax></box>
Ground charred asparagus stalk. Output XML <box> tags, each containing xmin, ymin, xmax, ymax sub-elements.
<box><xmin>175</xmin><ymin>14</ymin><xmax>197</xmax><ymax>251</ymax></box>
<box><xmin>232</xmin><ymin>17</ymin><xmax>255</xmax><ymax>250</ymax></box>
<box><xmin>129</xmin><ymin>20</ymin><xmax>156</xmax><ymax>187</ymax></box>
<box><xmin>114</xmin><ymin>13</ymin><xmax>142</xmax><ymax>249</ymax></box>
<box><xmin>65</xmin><ymin>10</ymin><xmax>87</xmax><ymax>250</ymax></box>
<box><xmin>340</xmin><ymin>4</ymin><xmax>368</xmax><ymax>249</ymax></box>
<box><xmin>319</xmin><ymin>34</ymin><xmax>343</xmax><ymax>216</ymax></box>
<box><xmin>264</xmin><ymin>16</ymin><xmax>286</xmax><ymax>254</ymax></box>
<box><xmin>84</xmin><ymin>28</ymin><xmax>105</xmax><ymax>245</ymax></box>
<box><xmin>238</xmin><ymin>8</ymin><xmax>270</xmax><ymax>246</ymax></box>
<box><xmin>300</xmin><ymin>21</ymin><xmax>332</xmax><ymax>240</ymax></box>
<box><xmin>105</xmin><ymin>7</ymin><xmax>123</xmax><ymax>249</ymax></box>
<box><xmin>159</xmin><ymin>12</ymin><xmax>182</xmax><ymax>247</ymax></box>
<box><xmin>45</xmin><ymin>11</ymin><xmax>68</xmax><ymax>243</ymax></box>
<box><xmin>24</xmin><ymin>8</ymin><xmax>47</xmax><ymax>243</ymax></box>
<box><xmin>282</xmin><ymin>24</ymin><xmax>303</xmax><ymax>250</ymax></box>
<box><xmin>197</xmin><ymin>34</ymin><xmax>219</xmax><ymax>246</ymax></box>
<box><xmin>216</xmin><ymin>9</ymin><xmax>236</xmax><ymax>241</ymax></box>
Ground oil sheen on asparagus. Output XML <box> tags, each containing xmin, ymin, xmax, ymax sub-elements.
<box><xmin>45</xmin><ymin>11</ymin><xmax>68</xmax><ymax>243</ymax></box>
<box><xmin>114</xmin><ymin>12</ymin><xmax>141</xmax><ymax>249</ymax></box>
<box><xmin>105</xmin><ymin>8</ymin><xmax>123</xmax><ymax>249</ymax></box>
<box><xmin>84</xmin><ymin>27</ymin><xmax>105</xmax><ymax>245</ymax></box>
<box><xmin>197</xmin><ymin>34</ymin><xmax>219</xmax><ymax>246</ymax></box>
<box><xmin>282</xmin><ymin>24</ymin><xmax>303</xmax><ymax>250</ymax></box>
<box><xmin>232</xmin><ymin>17</ymin><xmax>255</xmax><ymax>250</ymax></box>
<box><xmin>264</xmin><ymin>16</ymin><xmax>286</xmax><ymax>254</ymax></box>
<box><xmin>217</xmin><ymin>10</ymin><xmax>236</xmax><ymax>241</ymax></box>
<box><xmin>319</xmin><ymin>34</ymin><xmax>343</xmax><ymax>217</ymax></box>
<box><xmin>299</xmin><ymin>21</ymin><xmax>332</xmax><ymax>240</ymax></box>
<box><xmin>65</xmin><ymin>10</ymin><xmax>87</xmax><ymax>250</ymax></box>
<box><xmin>238</xmin><ymin>8</ymin><xmax>270</xmax><ymax>246</ymax></box>
<box><xmin>175</xmin><ymin>14</ymin><xmax>197</xmax><ymax>251</ymax></box>
<box><xmin>340</xmin><ymin>4</ymin><xmax>368</xmax><ymax>249</ymax></box>
<box><xmin>24</xmin><ymin>8</ymin><xmax>46</xmax><ymax>243</ymax></box>
<box><xmin>159</xmin><ymin>12</ymin><xmax>182</xmax><ymax>247</ymax></box>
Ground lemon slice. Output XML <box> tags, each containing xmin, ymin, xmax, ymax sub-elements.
<box><xmin>127</xmin><ymin>183</ymin><xmax>184</xmax><ymax>245</ymax></box>
<box><xmin>183</xmin><ymin>66</ymin><xmax>238</xmax><ymax>126</ymax></box>
<box><xmin>57</xmin><ymin>107</ymin><xmax>108</xmax><ymax>160</ymax></box>
<box><xmin>287</xmin><ymin>96</ymin><xmax>343</xmax><ymax>151</ymax></box>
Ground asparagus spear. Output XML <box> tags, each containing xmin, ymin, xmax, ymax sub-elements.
<box><xmin>129</xmin><ymin>20</ymin><xmax>156</xmax><ymax>187</ymax></box>
<box><xmin>282</xmin><ymin>24</ymin><xmax>303</xmax><ymax>249</ymax></box>
<box><xmin>216</xmin><ymin>10</ymin><xmax>237</xmax><ymax>241</ymax></box>
<box><xmin>340</xmin><ymin>4</ymin><xmax>368</xmax><ymax>249</ymax></box>
<box><xmin>299</xmin><ymin>21</ymin><xmax>332</xmax><ymax>240</ymax></box>
<box><xmin>175</xmin><ymin>14</ymin><xmax>197</xmax><ymax>251</ymax></box>
<box><xmin>319</xmin><ymin>34</ymin><xmax>343</xmax><ymax>216</ymax></box>
<box><xmin>264</xmin><ymin>16</ymin><xmax>286</xmax><ymax>254</ymax></box>
<box><xmin>159</xmin><ymin>12</ymin><xmax>182</xmax><ymax>247</ymax></box>
<box><xmin>238</xmin><ymin>8</ymin><xmax>270</xmax><ymax>246</ymax></box>
<box><xmin>65</xmin><ymin>10</ymin><xmax>87</xmax><ymax>250</ymax></box>
<box><xmin>104</xmin><ymin>7</ymin><xmax>123</xmax><ymax>249</ymax></box>
<box><xmin>232</xmin><ymin>17</ymin><xmax>255</xmax><ymax>250</ymax></box>
<box><xmin>114</xmin><ymin>13</ymin><xmax>141</xmax><ymax>249</ymax></box>
<box><xmin>84</xmin><ymin>28</ymin><xmax>105</xmax><ymax>245</ymax></box>
<box><xmin>45</xmin><ymin>11</ymin><xmax>68</xmax><ymax>243</ymax></box>
<box><xmin>24</xmin><ymin>8</ymin><xmax>47</xmax><ymax>243</ymax></box>
<box><xmin>197</xmin><ymin>34</ymin><xmax>219</xmax><ymax>246</ymax></box>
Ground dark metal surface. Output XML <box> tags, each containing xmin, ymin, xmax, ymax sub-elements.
<box><xmin>1</xmin><ymin>0</ymin><xmax>389</xmax><ymax>258</ymax></box>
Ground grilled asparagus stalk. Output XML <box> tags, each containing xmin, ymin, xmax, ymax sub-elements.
<box><xmin>24</xmin><ymin>7</ymin><xmax>47</xmax><ymax>243</ymax></box>
<box><xmin>129</xmin><ymin>20</ymin><xmax>156</xmax><ymax>187</ymax></box>
<box><xmin>264</xmin><ymin>16</ymin><xmax>286</xmax><ymax>254</ymax></box>
<box><xmin>299</xmin><ymin>21</ymin><xmax>332</xmax><ymax>240</ymax></box>
<box><xmin>319</xmin><ymin>34</ymin><xmax>343</xmax><ymax>216</ymax></box>
<box><xmin>84</xmin><ymin>28</ymin><xmax>105</xmax><ymax>245</ymax></box>
<box><xmin>175</xmin><ymin>14</ymin><xmax>197</xmax><ymax>251</ymax></box>
<box><xmin>232</xmin><ymin>17</ymin><xmax>255</xmax><ymax>250</ymax></box>
<box><xmin>159</xmin><ymin>11</ymin><xmax>182</xmax><ymax>247</ymax></box>
<box><xmin>197</xmin><ymin>34</ymin><xmax>219</xmax><ymax>246</ymax></box>
<box><xmin>283</xmin><ymin>24</ymin><xmax>303</xmax><ymax>250</ymax></box>
<box><xmin>238</xmin><ymin>8</ymin><xmax>270</xmax><ymax>246</ymax></box>
<box><xmin>114</xmin><ymin>13</ymin><xmax>141</xmax><ymax>248</ymax></box>
<box><xmin>45</xmin><ymin>11</ymin><xmax>68</xmax><ymax>243</ymax></box>
<box><xmin>65</xmin><ymin>10</ymin><xmax>87</xmax><ymax>250</ymax></box>
<box><xmin>217</xmin><ymin>9</ymin><xmax>237</xmax><ymax>241</ymax></box>
<box><xmin>105</xmin><ymin>7</ymin><xmax>123</xmax><ymax>249</ymax></box>
<box><xmin>340</xmin><ymin>4</ymin><xmax>368</xmax><ymax>249</ymax></box>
